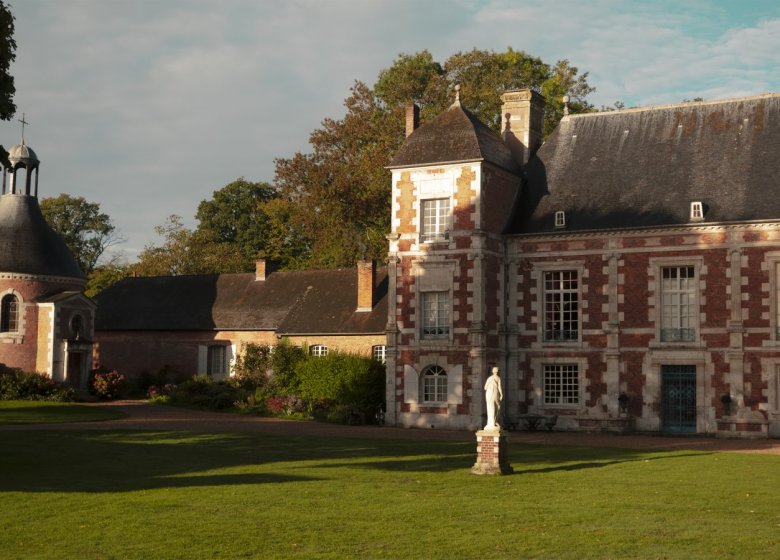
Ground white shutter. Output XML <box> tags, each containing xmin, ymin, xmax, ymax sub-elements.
<box><xmin>448</xmin><ymin>365</ymin><xmax>463</xmax><ymax>404</ymax></box>
<box><xmin>197</xmin><ymin>345</ymin><xmax>208</xmax><ymax>375</ymax></box>
<box><xmin>227</xmin><ymin>344</ymin><xmax>237</xmax><ymax>377</ymax></box>
<box><xmin>403</xmin><ymin>364</ymin><xmax>419</xmax><ymax>404</ymax></box>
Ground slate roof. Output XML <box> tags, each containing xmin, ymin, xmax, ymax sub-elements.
<box><xmin>0</xmin><ymin>194</ymin><xmax>85</xmax><ymax>279</ymax></box>
<box><xmin>512</xmin><ymin>93</ymin><xmax>780</xmax><ymax>234</ymax></box>
<box><xmin>95</xmin><ymin>267</ymin><xmax>388</xmax><ymax>334</ymax></box>
<box><xmin>388</xmin><ymin>102</ymin><xmax>520</xmax><ymax>174</ymax></box>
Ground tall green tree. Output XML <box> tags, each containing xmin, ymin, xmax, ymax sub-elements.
<box><xmin>274</xmin><ymin>48</ymin><xmax>595</xmax><ymax>269</ymax></box>
<box><xmin>195</xmin><ymin>178</ymin><xmax>277</xmax><ymax>264</ymax></box>
<box><xmin>0</xmin><ymin>1</ymin><xmax>15</xmax><ymax>121</ymax></box>
<box><xmin>134</xmin><ymin>215</ymin><xmax>246</xmax><ymax>277</ymax></box>
<box><xmin>40</xmin><ymin>194</ymin><xmax>120</xmax><ymax>274</ymax></box>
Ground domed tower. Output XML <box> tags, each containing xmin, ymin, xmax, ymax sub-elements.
<box><xmin>0</xmin><ymin>126</ymin><xmax>95</xmax><ymax>390</ymax></box>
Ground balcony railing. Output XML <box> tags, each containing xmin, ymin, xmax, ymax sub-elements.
<box><xmin>661</xmin><ymin>328</ymin><xmax>695</xmax><ymax>342</ymax></box>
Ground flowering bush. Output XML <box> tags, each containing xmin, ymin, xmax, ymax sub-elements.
<box><xmin>264</xmin><ymin>395</ymin><xmax>305</xmax><ymax>416</ymax></box>
<box><xmin>147</xmin><ymin>383</ymin><xmax>176</xmax><ymax>399</ymax></box>
<box><xmin>90</xmin><ymin>370</ymin><xmax>126</xmax><ymax>400</ymax></box>
<box><xmin>0</xmin><ymin>365</ymin><xmax>76</xmax><ymax>402</ymax></box>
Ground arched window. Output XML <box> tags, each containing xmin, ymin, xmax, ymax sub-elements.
<box><xmin>70</xmin><ymin>314</ymin><xmax>84</xmax><ymax>339</ymax></box>
<box><xmin>1</xmin><ymin>294</ymin><xmax>19</xmax><ymax>333</ymax></box>
<box><xmin>421</xmin><ymin>365</ymin><xmax>447</xmax><ymax>403</ymax></box>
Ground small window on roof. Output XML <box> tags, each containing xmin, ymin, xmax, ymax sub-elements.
<box><xmin>554</xmin><ymin>211</ymin><xmax>566</xmax><ymax>228</ymax></box>
<box><xmin>690</xmin><ymin>201</ymin><xmax>704</xmax><ymax>222</ymax></box>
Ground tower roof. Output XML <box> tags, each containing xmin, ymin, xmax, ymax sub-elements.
<box><xmin>388</xmin><ymin>103</ymin><xmax>520</xmax><ymax>174</ymax></box>
<box><xmin>0</xmin><ymin>194</ymin><xmax>85</xmax><ymax>279</ymax></box>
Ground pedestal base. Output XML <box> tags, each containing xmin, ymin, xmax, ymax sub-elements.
<box><xmin>471</xmin><ymin>429</ymin><xmax>513</xmax><ymax>475</ymax></box>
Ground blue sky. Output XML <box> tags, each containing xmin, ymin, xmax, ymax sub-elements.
<box><xmin>10</xmin><ymin>0</ymin><xmax>780</xmax><ymax>260</ymax></box>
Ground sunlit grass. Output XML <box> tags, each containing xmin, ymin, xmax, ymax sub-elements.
<box><xmin>0</xmin><ymin>400</ymin><xmax>125</xmax><ymax>424</ymax></box>
<box><xmin>0</xmin><ymin>430</ymin><xmax>777</xmax><ymax>559</ymax></box>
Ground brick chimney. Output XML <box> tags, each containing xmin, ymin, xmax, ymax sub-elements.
<box><xmin>405</xmin><ymin>104</ymin><xmax>420</xmax><ymax>137</ymax></box>
<box><xmin>500</xmin><ymin>89</ymin><xmax>545</xmax><ymax>165</ymax></box>
<box><xmin>356</xmin><ymin>260</ymin><xmax>376</xmax><ymax>312</ymax></box>
<box><xmin>255</xmin><ymin>259</ymin><xmax>267</xmax><ymax>281</ymax></box>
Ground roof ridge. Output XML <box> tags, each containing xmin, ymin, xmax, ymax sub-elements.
<box><xmin>566</xmin><ymin>92</ymin><xmax>780</xmax><ymax>121</ymax></box>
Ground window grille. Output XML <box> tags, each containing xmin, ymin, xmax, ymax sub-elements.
<box><xmin>543</xmin><ymin>271</ymin><xmax>578</xmax><ymax>341</ymax></box>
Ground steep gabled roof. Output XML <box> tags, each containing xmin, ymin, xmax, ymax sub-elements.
<box><xmin>95</xmin><ymin>267</ymin><xmax>388</xmax><ymax>335</ymax></box>
<box><xmin>512</xmin><ymin>93</ymin><xmax>780</xmax><ymax>234</ymax></box>
<box><xmin>388</xmin><ymin>103</ymin><xmax>520</xmax><ymax>174</ymax></box>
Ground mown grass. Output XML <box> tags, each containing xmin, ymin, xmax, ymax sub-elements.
<box><xmin>0</xmin><ymin>400</ymin><xmax>126</xmax><ymax>424</ymax></box>
<box><xmin>0</xmin><ymin>430</ymin><xmax>777</xmax><ymax>559</ymax></box>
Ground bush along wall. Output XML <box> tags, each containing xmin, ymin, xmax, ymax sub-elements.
<box><xmin>157</xmin><ymin>342</ymin><xmax>386</xmax><ymax>424</ymax></box>
<box><xmin>0</xmin><ymin>364</ymin><xmax>77</xmax><ymax>402</ymax></box>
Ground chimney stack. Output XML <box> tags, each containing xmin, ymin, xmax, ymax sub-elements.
<box><xmin>405</xmin><ymin>104</ymin><xmax>420</xmax><ymax>137</ymax></box>
<box><xmin>500</xmin><ymin>89</ymin><xmax>545</xmax><ymax>166</ymax></box>
<box><xmin>255</xmin><ymin>259</ymin><xmax>267</xmax><ymax>282</ymax></box>
<box><xmin>356</xmin><ymin>260</ymin><xmax>376</xmax><ymax>312</ymax></box>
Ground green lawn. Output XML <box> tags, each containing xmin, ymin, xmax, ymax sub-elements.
<box><xmin>0</xmin><ymin>430</ymin><xmax>777</xmax><ymax>559</ymax></box>
<box><xmin>0</xmin><ymin>400</ymin><xmax>126</xmax><ymax>424</ymax></box>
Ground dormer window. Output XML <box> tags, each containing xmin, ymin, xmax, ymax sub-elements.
<box><xmin>690</xmin><ymin>201</ymin><xmax>704</xmax><ymax>222</ymax></box>
<box><xmin>554</xmin><ymin>211</ymin><xmax>566</xmax><ymax>229</ymax></box>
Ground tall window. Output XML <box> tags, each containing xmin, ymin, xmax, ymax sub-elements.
<box><xmin>543</xmin><ymin>364</ymin><xmax>579</xmax><ymax>405</ymax></box>
<box><xmin>421</xmin><ymin>198</ymin><xmax>451</xmax><ymax>243</ymax></box>
<box><xmin>310</xmin><ymin>344</ymin><xmax>328</xmax><ymax>357</ymax></box>
<box><xmin>207</xmin><ymin>345</ymin><xmax>227</xmax><ymax>377</ymax></box>
<box><xmin>776</xmin><ymin>263</ymin><xmax>780</xmax><ymax>341</ymax></box>
<box><xmin>372</xmin><ymin>345</ymin><xmax>386</xmax><ymax>363</ymax></box>
<box><xmin>422</xmin><ymin>365</ymin><xmax>447</xmax><ymax>403</ymax></box>
<box><xmin>544</xmin><ymin>271</ymin><xmax>578</xmax><ymax>341</ymax></box>
<box><xmin>421</xmin><ymin>291</ymin><xmax>450</xmax><ymax>338</ymax></box>
<box><xmin>661</xmin><ymin>266</ymin><xmax>695</xmax><ymax>342</ymax></box>
<box><xmin>0</xmin><ymin>294</ymin><xmax>18</xmax><ymax>333</ymax></box>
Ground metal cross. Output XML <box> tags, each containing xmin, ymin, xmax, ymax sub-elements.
<box><xmin>18</xmin><ymin>112</ymin><xmax>28</xmax><ymax>142</ymax></box>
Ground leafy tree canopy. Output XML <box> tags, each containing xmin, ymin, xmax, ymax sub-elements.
<box><xmin>273</xmin><ymin>48</ymin><xmax>596</xmax><ymax>268</ymax></box>
<box><xmin>133</xmin><ymin>215</ymin><xmax>246</xmax><ymax>276</ymax></box>
<box><xmin>40</xmin><ymin>194</ymin><xmax>120</xmax><ymax>274</ymax></box>
<box><xmin>0</xmin><ymin>1</ymin><xmax>15</xmax><ymax>121</ymax></box>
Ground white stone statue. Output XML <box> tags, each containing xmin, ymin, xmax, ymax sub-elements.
<box><xmin>484</xmin><ymin>366</ymin><xmax>503</xmax><ymax>430</ymax></box>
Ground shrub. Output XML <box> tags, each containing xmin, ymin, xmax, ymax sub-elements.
<box><xmin>269</xmin><ymin>340</ymin><xmax>306</xmax><ymax>395</ymax></box>
<box><xmin>233</xmin><ymin>343</ymin><xmax>273</xmax><ymax>390</ymax></box>
<box><xmin>296</xmin><ymin>353</ymin><xmax>384</xmax><ymax>424</ymax></box>
<box><xmin>0</xmin><ymin>365</ymin><xmax>77</xmax><ymax>402</ymax></box>
<box><xmin>90</xmin><ymin>370</ymin><xmax>126</xmax><ymax>400</ymax></box>
<box><xmin>166</xmin><ymin>375</ymin><xmax>245</xmax><ymax>410</ymax></box>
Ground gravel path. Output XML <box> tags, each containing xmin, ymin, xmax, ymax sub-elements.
<box><xmin>3</xmin><ymin>400</ymin><xmax>780</xmax><ymax>455</ymax></box>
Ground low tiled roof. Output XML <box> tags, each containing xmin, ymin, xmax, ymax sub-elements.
<box><xmin>388</xmin><ymin>103</ymin><xmax>520</xmax><ymax>174</ymax></box>
<box><xmin>512</xmin><ymin>93</ymin><xmax>780</xmax><ymax>234</ymax></box>
<box><xmin>95</xmin><ymin>267</ymin><xmax>388</xmax><ymax>334</ymax></box>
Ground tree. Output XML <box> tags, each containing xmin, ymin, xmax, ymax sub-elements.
<box><xmin>195</xmin><ymin>178</ymin><xmax>277</xmax><ymax>264</ymax></box>
<box><xmin>274</xmin><ymin>81</ymin><xmax>404</xmax><ymax>268</ymax></box>
<box><xmin>0</xmin><ymin>1</ymin><xmax>15</xmax><ymax>121</ymax></box>
<box><xmin>40</xmin><ymin>194</ymin><xmax>121</xmax><ymax>274</ymax></box>
<box><xmin>273</xmin><ymin>48</ymin><xmax>595</xmax><ymax>269</ymax></box>
<box><xmin>133</xmin><ymin>215</ymin><xmax>246</xmax><ymax>277</ymax></box>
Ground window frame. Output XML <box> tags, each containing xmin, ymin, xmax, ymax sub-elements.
<box><xmin>660</xmin><ymin>265</ymin><xmax>696</xmax><ymax>343</ymax></box>
<box><xmin>421</xmin><ymin>365</ymin><xmax>448</xmax><ymax>404</ymax></box>
<box><xmin>0</xmin><ymin>293</ymin><xmax>19</xmax><ymax>333</ymax></box>
<box><xmin>207</xmin><ymin>345</ymin><xmax>227</xmax><ymax>377</ymax></box>
<box><xmin>310</xmin><ymin>344</ymin><xmax>328</xmax><ymax>358</ymax></box>
<box><xmin>543</xmin><ymin>270</ymin><xmax>580</xmax><ymax>343</ymax></box>
<box><xmin>372</xmin><ymin>345</ymin><xmax>386</xmax><ymax>363</ymax></box>
<box><xmin>420</xmin><ymin>290</ymin><xmax>451</xmax><ymax>340</ymax></box>
<box><xmin>542</xmin><ymin>363</ymin><xmax>581</xmax><ymax>407</ymax></box>
<box><xmin>420</xmin><ymin>197</ymin><xmax>451</xmax><ymax>243</ymax></box>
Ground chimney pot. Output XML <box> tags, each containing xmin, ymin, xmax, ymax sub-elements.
<box><xmin>356</xmin><ymin>260</ymin><xmax>376</xmax><ymax>312</ymax></box>
<box><xmin>255</xmin><ymin>259</ymin><xmax>266</xmax><ymax>281</ymax></box>
<box><xmin>500</xmin><ymin>89</ymin><xmax>545</xmax><ymax>166</ymax></box>
<box><xmin>405</xmin><ymin>104</ymin><xmax>420</xmax><ymax>138</ymax></box>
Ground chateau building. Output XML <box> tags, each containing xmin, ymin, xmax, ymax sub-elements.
<box><xmin>386</xmin><ymin>89</ymin><xmax>780</xmax><ymax>437</ymax></box>
<box><xmin>0</xmin><ymin>139</ymin><xmax>95</xmax><ymax>389</ymax></box>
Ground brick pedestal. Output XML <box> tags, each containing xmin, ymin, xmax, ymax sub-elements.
<box><xmin>471</xmin><ymin>429</ymin><xmax>513</xmax><ymax>475</ymax></box>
